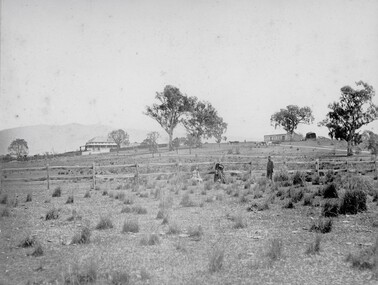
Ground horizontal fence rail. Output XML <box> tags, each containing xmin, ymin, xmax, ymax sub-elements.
<box><xmin>1</xmin><ymin>158</ymin><xmax>377</xmax><ymax>191</ymax></box>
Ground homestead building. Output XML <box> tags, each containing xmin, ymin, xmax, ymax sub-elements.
<box><xmin>264</xmin><ymin>132</ymin><xmax>303</xmax><ymax>143</ymax></box>
<box><xmin>80</xmin><ymin>137</ymin><xmax>117</xmax><ymax>155</ymax></box>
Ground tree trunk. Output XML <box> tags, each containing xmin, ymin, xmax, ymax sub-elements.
<box><xmin>347</xmin><ymin>140</ymin><xmax>353</xmax><ymax>156</ymax></box>
<box><xmin>168</xmin><ymin>131</ymin><xmax>173</xmax><ymax>151</ymax></box>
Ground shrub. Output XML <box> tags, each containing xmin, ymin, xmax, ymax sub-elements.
<box><xmin>84</xmin><ymin>191</ymin><xmax>90</xmax><ymax>198</ymax></box>
<box><xmin>71</xmin><ymin>226</ymin><xmax>91</xmax><ymax>244</ymax></box>
<box><xmin>31</xmin><ymin>242</ymin><xmax>44</xmax><ymax>257</ymax></box>
<box><xmin>324</xmin><ymin>170</ymin><xmax>334</xmax><ymax>184</ymax></box>
<box><xmin>180</xmin><ymin>193</ymin><xmax>196</xmax><ymax>207</ymax></box>
<box><xmin>122</xmin><ymin>219</ymin><xmax>139</xmax><ymax>233</ymax></box>
<box><xmin>323</xmin><ymin>183</ymin><xmax>338</xmax><ymax>199</ymax></box>
<box><xmin>45</xmin><ymin>208</ymin><xmax>59</xmax><ymax>220</ymax></box>
<box><xmin>209</xmin><ymin>246</ymin><xmax>224</xmax><ymax>273</ymax></box>
<box><xmin>305</xmin><ymin>235</ymin><xmax>321</xmax><ymax>255</ymax></box>
<box><xmin>52</xmin><ymin>187</ymin><xmax>62</xmax><ymax>197</ymax></box>
<box><xmin>95</xmin><ymin>216</ymin><xmax>113</xmax><ymax>230</ymax></box>
<box><xmin>292</xmin><ymin>171</ymin><xmax>304</xmax><ymax>186</ymax></box>
<box><xmin>188</xmin><ymin>225</ymin><xmax>203</xmax><ymax>241</ymax></box>
<box><xmin>132</xmin><ymin>205</ymin><xmax>148</xmax><ymax>214</ymax></box>
<box><xmin>310</xmin><ymin>217</ymin><xmax>333</xmax><ymax>233</ymax></box>
<box><xmin>266</xmin><ymin>238</ymin><xmax>283</xmax><ymax>262</ymax></box>
<box><xmin>26</xmin><ymin>193</ymin><xmax>32</xmax><ymax>202</ymax></box>
<box><xmin>346</xmin><ymin>237</ymin><xmax>378</xmax><ymax>271</ymax></box>
<box><xmin>66</xmin><ymin>195</ymin><xmax>74</xmax><ymax>204</ymax></box>
<box><xmin>140</xmin><ymin>234</ymin><xmax>160</xmax><ymax>246</ymax></box>
<box><xmin>19</xmin><ymin>234</ymin><xmax>36</xmax><ymax>247</ymax></box>
<box><xmin>339</xmin><ymin>189</ymin><xmax>367</xmax><ymax>215</ymax></box>
<box><xmin>167</xmin><ymin>222</ymin><xmax>181</xmax><ymax>235</ymax></box>
<box><xmin>322</xmin><ymin>199</ymin><xmax>339</xmax><ymax>217</ymax></box>
<box><xmin>1</xmin><ymin>207</ymin><xmax>10</xmax><ymax>217</ymax></box>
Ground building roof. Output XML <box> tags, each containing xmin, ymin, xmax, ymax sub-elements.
<box><xmin>86</xmin><ymin>136</ymin><xmax>116</xmax><ymax>144</ymax></box>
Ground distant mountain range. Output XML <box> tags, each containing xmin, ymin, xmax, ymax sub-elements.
<box><xmin>0</xmin><ymin>124</ymin><xmax>168</xmax><ymax>155</ymax></box>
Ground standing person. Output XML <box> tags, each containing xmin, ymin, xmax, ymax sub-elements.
<box><xmin>267</xmin><ymin>156</ymin><xmax>274</xmax><ymax>180</ymax></box>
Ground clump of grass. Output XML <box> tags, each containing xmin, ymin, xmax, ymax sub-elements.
<box><xmin>140</xmin><ymin>267</ymin><xmax>151</xmax><ymax>281</ymax></box>
<box><xmin>282</xmin><ymin>200</ymin><xmax>294</xmax><ymax>209</ymax></box>
<box><xmin>188</xmin><ymin>225</ymin><xmax>203</xmax><ymax>241</ymax></box>
<box><xmin>1</xmin><ymin>207</ymin><xmax>10</xmax><ymax>217</ymax></box>
<box><xmin>63</xmin><ymin>261</ymin><xmax>98</xmax><ymax>284</ymax></box>
<box><xmin>19</xmin><ymin>234</ymin><xmax>37</xmax><ymax>247</ymax></box>
<box><xmin>26</xmin><ymin>193</ymin><xmax>32</xmax><ymax>202</ymax></box>
<box><xmin>94</xmin><ymin>185</ymin><xmax>101</xmax><ymax>191</ymax></box>
<box><xmin>162</xmin><ymin>215</ymin><xmax>169</xmax><ymax>225</ymax></box>
<box><xmin>209</xmin><ymin>246</ymin><xmax>224</xmax><ymax>273</ymax></box>
<box><xmin>322</xmin><ymin>199</ymin><xmax>339</xmax><ymax>217</ymax></box>
<box><xmin>266</xmin><ymin>238</ymin><xmax>283</xmax><ymax>262</ymax></box>
<box><xmin>233</xmin><ymin>215</ymin><xmax>247</xmax><ymax>229</ymax></box>
<box><xmin>124</xmin><ymin>196</ymin><xmax>134</xmax><ymax>205</ymax></box>
<box><xmin>0</xmin><ymin>194</ymin><xmax>8</xmax><ymax>204</ymax></box>
<box><xmin>156</xmin><ymin>209</ymin><xmax>167</xmax><ymax>219</ymax></box>
<box><xmin>310</xmin><ymin>217</ymin><xmax>333</xmax><ymax>233</ymax></box>
<box><xmin>31</xmin><ymin>242</ymin><xmax>44</xmax><ymax>257</ymax></box>
<box><xmin>67</xmin><ymin>209</ymin><xmax>82</xmax><ymax>221</ymax></box>
<box><xmin>159</xmin><ymin>196</ymin><xmax>174</xmax><ymax>209</ymax></box>
<box><xmin>52</xmin><ymin>187</ymin><xmax>62</xmax><ymax>197</ymax></box>
<box><xmin>339</xmin><ymin>189</ymin><xmax>367</xmax><ymax>215</ymax></box>
<box><xmin>108</xmin><ymin>192</ymin><xmax>114</xmax><ymax>198</ymax></box>
<box><xmin>71</xmin><ymin>226</ymin><xmax>91</xmax><ymax>244</ymax></box>
<box><xmin>84</xmin><ymin>191</ymin><xmax>91</xmax><ymax>198</ymax></box>
<box><xmin>140</xmin><ymin>233</ymin><xmax>160</xmax><ymax>246</ymax></box>
<box><xmin>346</xmin><ymin>237</ymin><xmax>378</xmax><ymax>271</ymax></box>
<box><xmin>95</xmin><ymin>216</ymin><xmax>113</xmax><ymax>230</ymax></box>
<box><xmin>292</xmin><ymin>171</ymin><xmax>304</xmax><ymax>186</ymax></box>
<box><xmin>239</xmin><ymin>194</ymin><xmax>249</xmax><ymax>203</ymax></box>
<box><xmin>305</xmin><ymin>235</ymin><xmax>321</xmax><ymax>255</ymax></box>
<box><xmin>121</xmin><ymin>206</ymin><xmax>132</xmax><ymax>213</ymax></box>
<box><xmin>45</xmin><ymin>208</ymin><xmax>59</xmax><ymax>220</ymax></box>
<box><xmin>323</xmin><ymin>183</ymin><xmax>338</xmax><ymax>198</ymax></box>
<box><xmin>303</xmin><ymin>194</ymin><xmax>313</xmax><ymax>206</ymax></box>
<box><xmin>289</xmin><ymin>187</ymin><xmax>304</xmax><ymax>203</ymax></box>
<box><xmin>167</xmin><ymin>222</ymin><xmax>181</xmax><ymax>235</ymax></box>
<box><xmin>122</xmin><ymin>219</ymin><xmax>139</xmax><ymax>233</ymax></box>
<box><xmin>180</xmin><ymin>193</ymin><xmax>196</xmax><ymax>207</ymax></box>
<box><xmin>132</xmin><ymin>205</ymin><xmax>148</xmax><ymax>214</ymax></box>
<box><xmin>253</xmin><ymin>192</ymin><xmax>263</xmax><ymax>199</ymax></box>
<box><xmin>274</xmin><ymin>169</ymin><xmax>290</xmax><ymax>183</ymax></box>
<box><xmin>66</xmin><ymin>195</ymin><xmax>74</xmax><ymax>204</ymax></box>
<box><xmin>110</xmin><ymin>271</ymin><xmax>131</xmax><ymax>284</ymax></box>
<box><xmin>204</xmin><ymin>181</ymin><xmax>212</xmax><ymax>191</ymax></box>
<box><xmin>115</xmin><ymin>192</ymin><xmax>125</xmax><ymax>200</ymax></box>
<box><xmin>102</xmin><ymin>190</ymin><xmax>108</xmax><ymax>196</ymax></box>
<box><xmin>8</xmin><ymin>197</ymin><xmax>18</xmax><ymax>208</ymax></box>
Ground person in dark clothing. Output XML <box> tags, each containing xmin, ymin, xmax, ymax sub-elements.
<box><xmin>267</xmin><ymin>156</ymin><xmax>274</xmax><ymax>180</ymax></box>
<box><xmin>214</xmin><ymin>163</ymin><xmax>226</xmax><ymax>183</ymax></box>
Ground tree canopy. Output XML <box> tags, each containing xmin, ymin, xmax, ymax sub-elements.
<box><xmin>8</xmin><ymin>138</ymin><xmax>29</xmax><ymax>158</ymax></box>
<box><xmin>108</xmin><ymin>129</ymin><xmax>129</xmax><ymax>153</ymax></box>
<box><xmin>319</xmin><ymin>81</ymin><xmax>378</xmax><ymax>156</ymax></box>
<box><xmin>270</xmin><ymin>105</ymin><xmax>314</xmax><ymax>138</ymax></box>
<box><xmin>181</xmin><ymin>98</ymin><xmax>227</xmax><ymax>147</ymax></box>
<box><xmin>145</xmin><ymin>85</ymin><xmax>191</xmax><ymax>151</ymax></box>
<box><xmin>141</xmin><ymin>131</ymin><xmax>160</xmax><ymax>157</ymax></box>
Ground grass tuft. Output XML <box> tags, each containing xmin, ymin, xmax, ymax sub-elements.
<box><xmin>31</xmin><ymin>242</ymin><xmax>44</xmax><ymax>257</ymax></box>
<box><xmin>95</xmin><ymin>216</ymin><xmax>113</xmax><ymax>230</ymax></box>
<box><xmin>305</xmin><ymin>235</ymin><xmax>321</xmax><ymax>255</ymax></box>
<box><xmin>66</xmin><ymin>195</ymin><xmax>74</xmax><ymax>204</ymax></box>
<box><xmin>122</xmin><ymin>219</ymin><xmax>139</xmax><ymax>233</ymax></box>
<box><xmin>167</xmin><ymin>222</ymin><xmax>181</xmax><ymax>235</ymax></box>
<box><xmin>26</xmin><ymin>193</ymin><xmax>32</xmax><ymax>202</ymax></box>
<box><xmin>180</xmin><ymin>193</ymin><xmax>196</xmax><ymax>207</ymax></box>
<box><xmin>209</xmin><ymin>246</ymin><xmax>224</xmax><ymax>273</ymax></box>
<box><xmin>71</xmin><ymin>226</ymin><xmax>91</xmax><ymax>244</ymax></box>
<box><xmin>266</xmin><ymin>238</ymin><xmax>283</xmax><ymax>262</ymax></box>
<box><xmin>19</xmin><ymin>234</ymin><xmax>37</xmax><ymax>247</ymax></box>
<box><xmin>310</xmin><ymin>217</ymin><xmax>333</xmax><ymax>233</ymax></box>
<box><xmin>140</xmin><ymin>233</ymin><xmax>160</xmax><ymax>246</ymax></box>
<box><xmin>1</xmin><ymin>207</ymin><xmax>10</xmax><ymax>217</ymax></box>
<box><xmin>84</xmin><ymin>191</ymin><xmax>91</xmax><ymax>198</ymax></box>
<box><xmin>233</xmin><ymin>215</ymin><xmax>247</xmax><ymax>229</ymax></box>
<box><xmin>45</xmin><ymin>208</ymin><xmax>59</xmax><ymax>220</ymax></box>
<box><xmin>110</xmin><ymin>271</ymin><xmax>131</xmax><ymax>284</ymax></box>
<box><xmin>188</xmin><ymin>225</ymin><xmax>204</xmax><ymax>241</ymax></box>
<box><xmin>52</xmin><ymin>187</ymin><xmax>62</xmax><ymax>197</ymax></box>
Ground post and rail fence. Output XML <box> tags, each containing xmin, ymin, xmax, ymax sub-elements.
<box><xmin>0</xmin><ymin>158</ymin><xmax>377</xmax><ymax>192</ymax></box>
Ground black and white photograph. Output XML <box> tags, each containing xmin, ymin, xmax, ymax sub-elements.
<box><xmin>1</xmin><ymin>0</ymin><xmax>378</xmax><ymax>284</ymax></box>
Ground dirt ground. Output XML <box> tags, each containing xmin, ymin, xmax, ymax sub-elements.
<box><xmin>1</xmin><ymin>142</ymin><xmax>378</xmax><ymax>284</ymax></box>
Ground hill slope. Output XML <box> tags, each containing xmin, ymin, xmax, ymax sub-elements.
<box><xmin>0</xmin><ymin>124</ymin><xmax>167</xmax><ymax>155</ymax></box>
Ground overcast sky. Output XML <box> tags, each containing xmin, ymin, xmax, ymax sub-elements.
<box><xmin>1</xmin><ymin>0</ymin><xmax>378</xmax><ymax>141</ymax></box>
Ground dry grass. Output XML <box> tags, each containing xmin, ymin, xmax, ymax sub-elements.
<box><xmin>71</xmin><ymin>226</ymin><xmax>91</xmax><ymax>244</ymax></box>
<box><xmin>188</xmin><ymin>225</ymin><xmax>204</xmax><ymax>241</ymax></box>
<box><xmin>180</xmin><ymin>193</ymin><xmax>196</xmax><ymax>207</ymax></box>
<box><xmin>66</xmin><ymin>195</ymin><xmax>74</xmax><ymax>204</ymax></box>
<box><xmin>84</xmin><ymin>191</ymin><xmax>91</xmax><ymax>198</ymax></box>
<box><xmin>31</xmin><ymin>243</ymin><xmax>44</xmax><ymax>257</ymax></box>
<box><xmin>306</xmin><ymin>235</ymin><xmax>322</xmax><ymax>255</ymax></box>
<box><xmin>140</xmin><ymin>233</ymin><xmax>160</xmax><ymax>246</ymax></box>
<box><xmin>26</xmin><ymin>193</ymin><xmax>32</xmax><ymax>202</ymax></box>
<box><xmin>1</xmin><ymin>207</ymin><xmax>10</xmax><ymax>217</ymax></box>
<box><xmin>45</xmin><ymin>208</ymin><xmax>59</xmax><ymax>220</ymax></box>
<box><xmin>18</xmin><ymin>234</ymin><xmax>37</xmax><ymax>248</ymax></box>
<box><xmin>266</xmin><ymin>238</ymin><xmax>283</xmax><ymax>262</ymax></box>
<box><xmin>167</xmin><ymin>222</ymin><xmax>181</xmax><ymax>235</ymax></box>
<box><xmin>310</xmin><ymin>217</ymin><xmax>333</xmax><ymax>233</ymax></box>
<box><xmin>233</xmin><ymin>214</ymin><xmax>247</xmax><ymax>229</ymax></box>
<box><xmin>209</xmin><ymin>246</ymin><xmax>224</xmax><ymax>273</ymax></box>
<box><xmin>52</xmin><ymin>187</ymin><xmax>62</xmax><ymax>197</ymax></box>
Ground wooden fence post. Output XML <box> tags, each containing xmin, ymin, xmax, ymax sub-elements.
<box><xmin>249</xmin><ymin>161</ymin><xmax>253</xmax><ymax>178</ymax></box>
<box><xmin>135</xmin><ymin>163</ymin><xmax>139</xmax><ymax>188</ymax></box>
<box><xmin>46</xmin><ymin>164</ymin><xmax>50</xmax><ymax>190</ymax></box>
<box><xmin>92</xmin><ymin>162</ymin><xmax>96</xmax><ymax>189</ymax></box>
<box><xmin>316</xmin><ymin>159</ymin><xmax>319</xmax><ymax>176</ymax></box>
